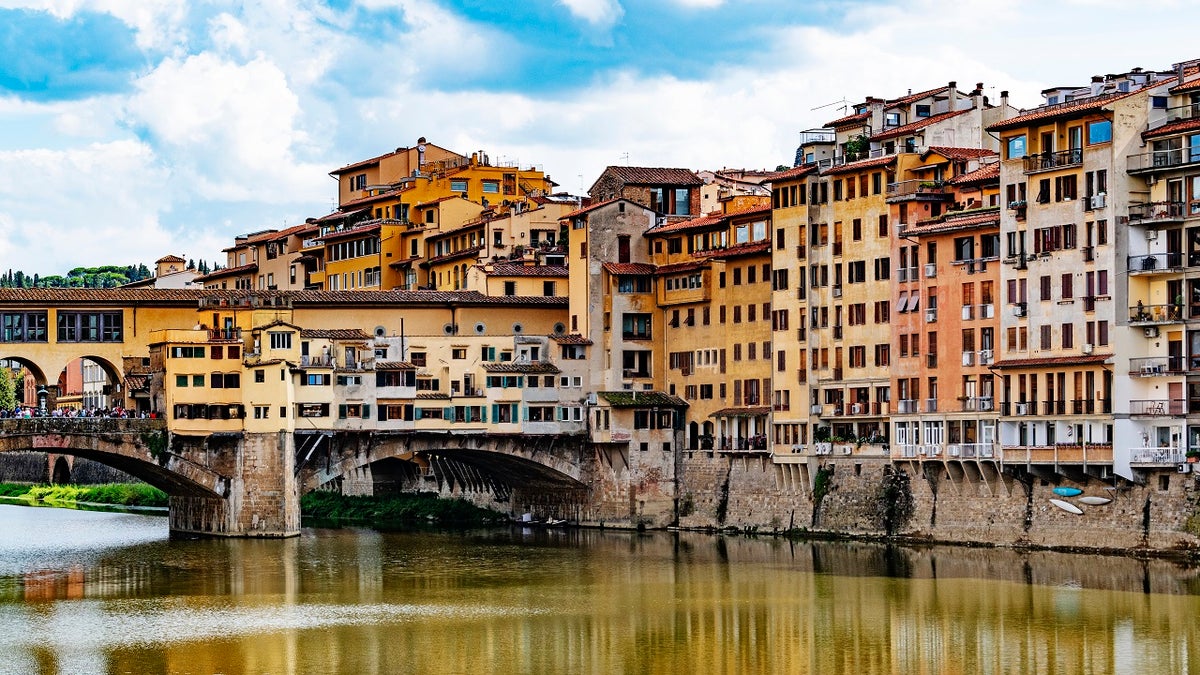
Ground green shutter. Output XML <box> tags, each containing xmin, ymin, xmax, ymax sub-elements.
<box><xmin>338</xmin><ymin>404</ymin><xmax>346</xmax><ymax>419</ymax></box>
<box><xmin>362</xmin><ymin>404</ymin><xmax>371</xmax><ymax>419</ymax></box>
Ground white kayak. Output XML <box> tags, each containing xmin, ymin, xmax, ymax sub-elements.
<box><xmin>1050</xmin><ymin>498</ymin><xmax>1083</xmax><ymax>515</ymax></box>
<box><xmin>1078</xmin><ymin>496</ymin><xmax>1112</xmax><ymax>506</ymax></box>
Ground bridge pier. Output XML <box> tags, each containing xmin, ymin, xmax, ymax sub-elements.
<box><xmin>168</xmin><ymin>431</ymin><xmax>300</xmax><ymax>538</ymax></box>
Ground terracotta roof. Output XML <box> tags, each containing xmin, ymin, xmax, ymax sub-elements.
<box><xmin>427</xmin><ymin>245</ymin><xmax>483</xmax><ymax>265</ymax></box>
<box><xmin>596</xmin><ymin>166</ymin><xmax>703</xmax><ymax>186</ymax></box>
<box><xmin>947</xmin><ymin>162</ymin><xmax>1000</xmax><ymax>185</ymax></box>
<box><xmin>482</xmin><ymin>362</ymin><xmax>561</xmax><ymax>374</ymax></box>
<box><xmin>1168</xmin><ymin>69</ymin><xmax>1200</xmax><ymax>93</ymax></box>
<box><xmin>602</xmin><ymin>262</ymin><xmax>656</xmax><ymax>276</ymax></box>
<box><xmin>298</xmin><ymin>328</ymin><xmax>372</xmax><ymax>340</ymax></box>
<box><xmin>762</xmin><ymin>164</ymin><xmax>818</xmax><ymax>183</ymax></box>
<box><xmin>416</xmin><ymin>392</ymin><xmax>450</xmax><ymax>400</ymax></box>
<box><xmin>886</xmin><ymin>86</ymin><xmax>949</xmax><ymax>108</ymax></box>
<box><xmin>655</xmin><ymin>260</ymin><xmax>708</xmax><ymax>275</ymax></box>
<box><xmin>923</xmin><ymin>147</ymin><xmax>997</xmax><ymax>161</ymax></box>
<box><xmin>987</xmin><ymin>91</ymin><xmax>1139</xmax><ymax>132</ymax></box>
<box><xmin>225</xmin><ymin>224</ymin><xmax>314</xmax><ymax>251</ymax></box>
<box><xmin>699</xmin><ymin>240</ymin><xmax>770</xmax><ymax>260</ymax></box>
<box><xmin>1143</xmin><ymin>117</ymin><xmax>1200</xmax><ymax>140</ymax></box>
<box><xmin>288</xmin><ymin>290</ymin><xmax>569</xmax><ymax>307</ymax></box>
<box><xmin>990</xmin><ymin>354</ymin><xmax>1113</xmax><ymax>369</ymax></box>
<box><xmin>196</xmin><ymin>262</ymin><xmax>257</xmax><ymax>282</ymax></box>
<box><xmin>331</xmin><ymin>149</ymin><xmax>399</xmax><ymax>174</ymax></box>
<box><xmin>904</xmin><ymin>209</ymin><xmax>1000</xmax><ymax>236</ymax></box>
<box><xmin>871</xmin><ymin>109</ymin><xmax>972</xmax><ymax>142</ymax></box>
<box><xmin>709</xmin><ymin>406</ymin><xmax>772</xmax><ymax>417</ymax></box>
<box><xmin>551</xmin><ymin>333</ymin><xmax>593</xmax><ymax>345</ymax></box>
<box><xmin>645</xmin><ymin>212</ymin><xmax>725</xmax><ymax>236</ymax></box>
<box><xmin>376</xmin><ymin>361</ymin><xmax>416</xmax><ymax>370</ymax></box>
<box><xmin>319</xmin><ymin>223</ymin><xmax>380</xmax><ymax>244</ymax></box>
<box><xmin>314</xmin><ymin>208</ymin><xmax>369</xmax><ymax>223</ymax></box>
<box><xmin>156</xmin><ymin>254</ymin><xmax>186</xmax><ymax>263</ymax></box>
<box><xmin>487</xmin><ymin>263</ymin><xmax>568</xmax><ymax>277</ymax></box>
<box><xmin>598</xmin><ymin>391</ymin><xmax>689</xmax><ymax>408</ymax></box>
<box><xmin>824</xmin><ymin>110</ymin><xmax>870</xmax><ymax>128</ymax></box>
<box><xmin>415</xmin><ymin>195</ymin><xmax>461</xmax><ymax>208</ymax></box>
<box><xmin>822</xmin><ymin>155</ymin><xmax>897</xmax><ymax>176</ymax></box>
<box><xmin>124</xmin><ymin>375</ymin><xmax>150</xmax><ymax>391</ymax></box>
<box><xmin>561</xmin><ymin>198</ymin><xmax>621</xmax><ymax>219</ymax></box>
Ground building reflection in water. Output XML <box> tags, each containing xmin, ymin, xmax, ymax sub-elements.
<box><xmin>1</xmin><ymin>522</ymin><xmax>1199</xmax><ymax>674</ymax></box>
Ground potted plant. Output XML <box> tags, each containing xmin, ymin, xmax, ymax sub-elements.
<box><xmin>1186</xmin><ymin>449</ymin><xmax>1200</xmax><ymax>463</ymax></box>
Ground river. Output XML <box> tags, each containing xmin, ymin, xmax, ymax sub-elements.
<box><xmin>1</xmin><ymin>504</ymin><xmax>1198</xmax><ymax>674</ymax></box>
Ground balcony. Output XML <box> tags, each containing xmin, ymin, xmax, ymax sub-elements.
<box><xmin>1147</xmin><ymin>103</ymin><xmax>1200</xmax><ymax>131</ymax></box>
<box><xmin>299</xmin><ymin>355</ymin><xmax>335</xmax><ymax>368</ymax></box>
<box><xmin>946</xmin><ymin>443</ymin><xmax>995</xmax><ymax>459</ymax></box>
<box><xmin>978</xmin><ymin>349</ymin><xmax>994</xmax><ymax>366</ymax></box>
<box><xmin>961</xmin><ymin>351</ymin><xmax>975</xmax><ymax>366</ymax></box>
<box><xmin>1041</xmin><ymin>400</ymin><xmax>1066</xmax><ymax>416</ymax></box>
<box><xmin>1129</xmin><ymin>446</ymin><xmax>1185</xmax><ymax>465</ymax></box>
<box><xmin>1130</xmin><ymin>399</ymin><xmax>1186</xmax><ymax>417</ymax></box>
<box><xmin>1128</xmin><ymin>148</ymin><xmax>1200</xmax><ymax>175</ymax></box>
<box><xmin>1127</xmin><ymin>201</ymin><xmax>1187</xmax><ymax>227</ymax></box>
<box><xmin>1127</xmin><ymin>252</ymin><xmax>1184</xmax><ymax>275</ymax></box>
<box><xmin>885</xmin><ymin>180</ymin><xmax>950</xmax><ymax>203</ymax></box>
<box><xmin>1070</xmin><ymin>398</ymin><xmax>1112</xmax><ymax>415</ymax></box>
<box><xmin>924</xmin><ymin>397</ymin><xmax>938</xmax><ymax>413</ymax></box>
<box><xmin>1023</xmin><ymin>148</ymin><xmax>1083</xmax><ymax>175</ymax></box>
<box><xmin>1129</xmin><ymin>356</ymin><xmax>1186</xmax><ymax>376</ymax></box>
<box><xmin>1129</xmin><ymin>303</ymin><xmax>1182</xmax><ymax>325</ymax></box>
<box><xmin>961</xmin><ymin>396</ymin><xmax>994</xmax><ymax>412</ymax></box>
<box><xmin>897</xmin><ymin>399</ymin><xmax>917</xmax><ymax>414</ymax></box>
<box><xmin>208</xmin><ymin>328</ymin><xmax>242</xmax><ymax>342</ymax></box>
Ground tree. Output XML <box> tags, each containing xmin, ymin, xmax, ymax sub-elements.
<box><xmin>0</xmin><ymin>366</ymin><xmax>16</xmax><ymax>411</ymax></box>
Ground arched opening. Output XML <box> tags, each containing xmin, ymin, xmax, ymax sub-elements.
<box><xmin>701</xmin><ymin>421</ymin><xmax>715</xmax><ymax>450</ymax></box>
<box><xmin>51</xmin><ymin>456</ymin><xmax>71</xmax><ymax>484</ymax></box>
<box><xmin>688</xmin><ymin>421</ymin><xmax>700</xmax><ymax>450</ymax></box>
<box><xmin>0</xmin><ymin>357</ymin><xmax>47</xmax><ymax>411</ymax></box>
<box><xmin>55</xmin><ymin>355</ymin><xmax>124</xmax><ymax>414</ymax></box>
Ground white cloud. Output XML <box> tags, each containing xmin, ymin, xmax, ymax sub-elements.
<box><xmin>124</xmin><ymin>52</ymin><xmax>326</xmax><ymax>203</ymax></box>
<box><xmin>559</xmin><ymin>0</ymin><xmax>623</xmax><ymax>29</ymax></box>
<box><xmin>671</xmin><ymin>0</ymin><xmax>724</xmax><ymax>7</ymax></box>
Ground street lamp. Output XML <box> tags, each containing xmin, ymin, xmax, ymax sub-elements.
<box><xmin>36</xmin><ymin>386</ymin><xmax>47</xmax><ymax>416</ymax></box>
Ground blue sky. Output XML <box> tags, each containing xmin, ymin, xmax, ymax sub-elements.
<box><xmin>2</xmin><ymin>0</ymin><xmax>1200</xmax><ymax>272</ymax></box>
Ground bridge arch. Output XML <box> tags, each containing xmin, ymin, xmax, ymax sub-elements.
<box><xmin>0</xmin><ymin>419</ymin><xmax>229</xmax><ymax>498</ymax></box>
<box><xmin>0</xmin><ymin>356</ymin><xmax>47</xmax><ymax>387</ymax></box>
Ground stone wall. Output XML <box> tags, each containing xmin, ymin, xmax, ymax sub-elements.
<box><xmin>673</xmin><ymin>453</ymin><xmax>1200</xmax><ymax>553</ymax></box>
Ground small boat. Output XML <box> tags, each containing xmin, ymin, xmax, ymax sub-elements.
<box><xmin>1078</xmin><ymin>496</ymin><xmax>1112</xmax><ymax>506</ymax></box>
<box><xmin>1053</xmin><ymin>487</ymin><xmax>1083</xmax><ymax>497</ymax></box>
<box><xmin>1050</xmin><ymin>498</ymin><xmax>1084</xmax><ymax>515</ymax></box>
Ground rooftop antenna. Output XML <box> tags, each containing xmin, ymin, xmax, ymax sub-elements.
<box><xmin>810</xmin><ymin>98</ymin><xmax>850</xmax><ymax>115</ymax></box>
<box><xmin>620</xmin><ymin>152</ymin><xmax>630</xmax><ymax>165</ymax></box>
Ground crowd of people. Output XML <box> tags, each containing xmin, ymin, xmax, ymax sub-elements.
<box><xmin>0</xmin><ymin>405</ymin><xmax>151</xmax><ymax>419</ymax></box>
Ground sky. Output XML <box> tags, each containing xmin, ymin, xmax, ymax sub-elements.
<box><xmin>2</xmin><ymin>0</ymin><xmax>1200</xmax><ymax>273</ymax></box>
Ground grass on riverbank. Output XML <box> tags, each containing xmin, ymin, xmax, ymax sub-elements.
<box><xmin>301</xmin><ymin>491</ymin><xmax>507</xmax><ymax>528</ymax></box>
<box><xmin>0</xmin><ymin>483</ymin><xmax>168</xmax><ymax>508</ymax></box>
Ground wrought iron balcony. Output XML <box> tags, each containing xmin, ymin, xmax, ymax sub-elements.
<box><xmin>1127</xmin><ymin>201</ymin><xmax>1187</xmax><ymax>226</ymax></box>
<box><xmin>1023</xmin><ymin>148</ymin><xmax>1083</xmax><ymax>174</ymax></box>
<box><xmin>1130</xmin><ymin>399</ymin><xmax>1185</xmax><ymax>416</ymax></box>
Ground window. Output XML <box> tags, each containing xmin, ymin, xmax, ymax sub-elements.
<box><xmin>1088</xmin><ymin>120</ymin><xmax>1112</xmax><ymax>144</ymax></box>
<box><xmin>481</xmin><ymin>180</ymin><xmax>500</xmax><ymax>194</ymax></box>
<box><xmin>303</xmin><ymin>373</ymin><xmax>331</xmax><ymax>386</ymax></box>
<box><xmin>210</xmin><ymin>372</ymin><xmax>240</xmax><ymax>388</ymax></box>
<box><xmin>269</xmin><ymin>331</ymin><xmax>292</xmax><ymax>350</ymax></box>
<box><xmin>915</xmin><ymin>104</ymin><xmax>931</xmax><ymax>118</ymax></box>
<box><xmin>450</xmin><ymin>179</ymin><xmax>468</xmax><ymax>192</ymax></box>
<box><xmin>1</xmin><ymin>311</ymin><xmax>47</xmax><ymax>342</ymax></box>
<box><xmin>618</xmin><ymin>276</ymin><xmax>652</xmax><ymax>293</ymax></box>
<box><xmin>504</xmin><ymin>281</ymin><xmax>516</xmax><ymax>296</ymax></box>
<box><xmin>622</xmin><ymin>313</ymin><xmax>652</xmax><ymax>339</ymax></box>
<box><xmin>56</xmin><ymin>312</ymin><xmax>120</xmax><ymax>342</ymax></box>
<box><xmin>254</xmin><ymin>369</ymin><xmax>265</xmax><ymax>383</ymax></box>
<box><xmin>1007</xmin><ymin>135</ymin><xmax>1027</xmax><ymax>159</ymax></box>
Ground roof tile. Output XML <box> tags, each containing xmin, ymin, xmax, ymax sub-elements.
<box><xmin>597</xmin><ymin>166</ymin><xmax>703</xmax><ymax>186</ymax></box>
<box><xmin>601</xmin><ymin>262</ymin><xmax>656</xmax><ymax>276</ymax></box>
<box><xmin>987</xmin><ymin>91</ymin><xmax>1139</xmax><ymax>132</ymax></box>
<box><xmin>871</xmin><ymin>109</ymin><xmax>972</xmax><ymax>142</ymax></box>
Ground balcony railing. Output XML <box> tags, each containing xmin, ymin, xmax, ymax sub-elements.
<box><xmin>1130</xmin><ymin>303</ymin><xmax>1183</xmax><ymax>324</ymax></box>
<box><xmin>1148</xmin><ymin>103</ymin><xmax>1200</xmax><ymax>131</ymax></box>
<box><xmin>1129</xmin><ymin>356</ymin><xmax>1186</xmax><ymax>376</ymax></box>
<box><xmin>208</xmin><ymin>328</ymin><xmax>242</xmax><ymax>341</ymax></box>
<box><xmin>1023</xmin><ymin>148</ymin><xmax>1083</xmax><ymax>174</ymax></box>
<box><xmin>1128</xmin><ymin>252</ymin><xmax>1184</xmax><ymax>273</ymax></box>
<box><xmin>978</xmin><ymin>349</ymin><xmax>994</xmax><ymax>366</ymax></box>
<box><xmin>1041</xmin><ymin>400</ymin><xmax>1066</xmax><ymax>416</ymax></box>
<box><xmin>947</xmin><ymin>443</ymin><xmax>995</xmax><ymax>459</ymax></box>
<box><xmin>1128</xmin><ymin>201</ymin><xmax>1188</xmax><ymax>225</ymax></box>
<box><xmin>1130</xmin><ymin>399</ymin><xmax>1186</xmax><ymax>416</ymax></box>
<box><xmin>885</xmin><ymin>180</ymin><xmax>949</xmax><ymax>202</ymax></box>
<box><xmin>897</xmin><ymin>399</ymin><xmax>917</xmax><ymax>414</ymax></box>
<box><xmin>1129</xmin><ymin>446</ymin><xmax>1185</xmax><ymax>464</ymax></box>
<box><xmin>1070</xmin><ymin>398</ymin><xmax>1112</xmax><ymax>415</ymax></box>
<box><xmin>1128</xmin><ymin>147</ymin><xmax>1200</xmax><ymax>174</ymax></box>
<box><xmin>924</xmin><ymin>397</ymin><xmax>938</xmax><ymax>413</ymax></box>
<box><xmin>961</xmin><ymin>396</ymin><xmax>994</xmax><ymax>412</ymax></box>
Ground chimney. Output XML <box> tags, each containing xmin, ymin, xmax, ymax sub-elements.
<box><xmin>1090</xmin><ymin>75</ymin><xmax>1103</xmax><ymax>97</ymax></box>
<box><xmin>1001</xmin><ymin>90</ymin><xmax>1009</xmax><ymax>108</ymax></box>
<box><xmin>1179</xmin><ymin>61</ymin><xmax>1188</xmax><ymax>86</ymax></box>
<box><xmin>947</xmin><ymin>81</ymin><xmax>958</xmax><ymax>111</ymax></box>
<box><xmin>972</xmin><ymin>81</ymin><xmax>984</xmax><ymax>109</ymax></box>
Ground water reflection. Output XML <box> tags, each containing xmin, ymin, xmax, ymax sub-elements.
<box><xmin>0</xmin><ymin>504</ymin><xmax>1198</xmax><ymax>674</ymax></box>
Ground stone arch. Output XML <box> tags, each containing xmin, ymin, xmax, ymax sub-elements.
<box><xmin>0</xmin><ymin>421</ymin><xmax>228</xmax><ymax>498</ymax></box>
<box><xmin>0</xmin><ymin>356</ymin><xmax>47</xmax><ymax>386</ymax></box>
<box><xmin>51</xmin><ymin>455</ymin><xmax>71</xmax><ymax>484</ymax></box>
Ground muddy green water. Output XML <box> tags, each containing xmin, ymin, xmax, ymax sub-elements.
<box><xmin>1</xmin><ymin>503</ymin><xmax>1198</xmax><ymax>674</ymax></box>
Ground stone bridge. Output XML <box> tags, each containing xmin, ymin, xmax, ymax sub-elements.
<box><xmin>299</xmin><ymin>431</ymin><xmax>593</xmax><ymax>518</ymax></box>
<box><xmin>0</xmin><ymin>421</ymin><xmax>603</xmax><ymax>536</ymax></box>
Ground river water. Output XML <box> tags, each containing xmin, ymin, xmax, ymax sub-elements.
<box><xmin>1</xmin><ymin>504</ymin><xmax>1199</xmax><ymax>674</ymax></box>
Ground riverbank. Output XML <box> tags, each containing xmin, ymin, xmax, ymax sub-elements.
<box><xmin>0</xmin><ymin>482</ymin><xmax>168</xmax><ymax>508</ymax></box>
<box><xmin>300</xmin><ymin>491</ymin><xmax>508</xmax><ymax>528</ymax></box>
